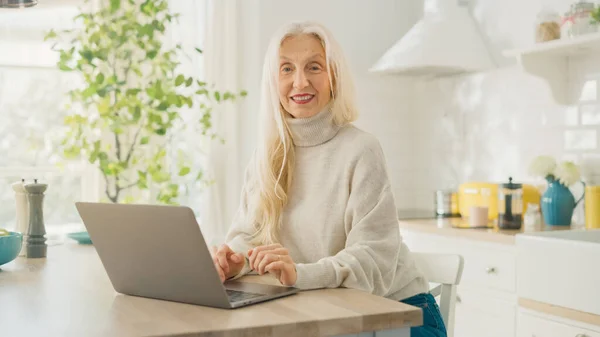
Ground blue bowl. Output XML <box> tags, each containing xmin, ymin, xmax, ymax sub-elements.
<box><xmin>0</xmin><ymin>231</ymin><xmax>23</xmax><ymax>266</ymax></box>
<box><xmin>67</xmin><ymin>231</ymin><xmax>92</xmax><ymax>245</ymax></box>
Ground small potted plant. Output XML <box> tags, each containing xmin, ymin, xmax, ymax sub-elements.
<box><xmin>528</xmin><ymin>156</ymin><xmax>585</xmax><ymax>226</ymax></box>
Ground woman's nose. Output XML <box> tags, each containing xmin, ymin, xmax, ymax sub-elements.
<box><xmin>293</xmin><ymin>70</ymin><xmax>309</xmax><ymax>89</ymax></box>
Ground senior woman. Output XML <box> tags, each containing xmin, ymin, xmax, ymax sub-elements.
<box><xmin>210</xmin><ymin>21</ymin><xmax>446</xmax><ymax>337</ymax></box>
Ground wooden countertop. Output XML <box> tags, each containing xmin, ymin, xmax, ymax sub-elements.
<box><xmin>399</xmin><ymin>218</ymin><xmax>580</xmax><ymax>245</ymax></box>
<box><xmin>0</xmin><ymin>244</ymin><xmax>422</xmax><ymax>337</ymax></box>
<box><xmin>519</xmin><ymin>298</ymin><xmax>600</xmax><ymax>327</ymax></box>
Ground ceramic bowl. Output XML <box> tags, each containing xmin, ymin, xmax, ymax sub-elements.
<box><xmin>0</xmin><ymin>231</ymin><xmax>23</xmax><ymax>266</ymax></box>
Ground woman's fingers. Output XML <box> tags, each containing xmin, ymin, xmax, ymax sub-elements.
<box><xmin>264</xmin><ymin>260</ymin><xmax>296</xmax><ymax>286</ymax></box>
<box><xmin>215</xmin><ymin>263</ymin><xmax>226</xmax><ymax>282</ymax></box>
<box><xmin>264</xmin><ymin>261</ymin><xmax>284</xmax><ymax>277</ymax></box>
<box><xmin>250</xmin><ymin>247</ymin><xmax>289</xmax><ymax>270</ymax></box>
<box><xmin>230</xmin><ymin>253</ymin><xmax>243</xmax><ymax>263</ymax></box>
<box><xmin>210</xmin><ymin>244</ymin><xmax>246</xmax><ymax>282</ymax></box>
<box><xmin>248</xmin><ymin>244</ymin><xmax>283</xmax><ymax>269</ymax></box>
<box><xmin>215</xmin><ymin>244</ymin><xmax>233</xmax><ymax>274</ymax></box>
<box><xmin>257</xmin><ymin>253</ymin><xmax>288</xmax><ymax>275</ymax></box>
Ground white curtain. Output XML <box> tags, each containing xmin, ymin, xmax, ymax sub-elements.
<box><xmin>201</xmin><ymin>0</ymin><xmax>242</xmax><ymax>247</ymax></box>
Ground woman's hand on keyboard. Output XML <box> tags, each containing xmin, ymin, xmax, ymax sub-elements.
<box><xmin>210</xmin><ymin>244</ymin><xmax>245</xmax><ymax>282</ymax></box>
<box><xmin>248</xmin><ymin>244</ymin><xmax>297</xmax><ymax>286</ymax></box>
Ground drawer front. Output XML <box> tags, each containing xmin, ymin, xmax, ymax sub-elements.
<box><xmin>454</xmin><ymin>288</ymin><xmax>516</xmax><ymax>337</ymax></box>
<box><xmin>517</xmin><ymin>311</ymin><xmax>600</xmax><ymax>337</ymax></box>
<box><xmin>456</xmin><ymin>305</ymin><xmax>515</xmax><ymax>337</ymax></box>
<box><xmin>459</xmin><ymin>243</ymin><xmax>516</xmax><ymax>292</ymax></box>
<box><xmin>402</xmin><ymin>230</ymin><xmax>516</xmax><ymax>292</ymax></box>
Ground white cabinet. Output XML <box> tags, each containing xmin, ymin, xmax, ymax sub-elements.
<box><xmin>401</xmin><ymin>226</ymin><xmax>600</xmax><ymax>337</ymax></box>
<box><xmin>401</xmin><ymin>229</ymin><xmax>517</xmax><ymax>337</ymax></box>
<box><xmin>517</xmin><ymin>309</ymin><xmax>600</xmax><ymax>337</ymax></box>
<box><xmin>516</xmin><ymin>231</ymin><xmax>600</xmax><ymax>317</ymax></box>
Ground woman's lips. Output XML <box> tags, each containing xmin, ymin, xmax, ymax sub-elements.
<box><xmin>291</xmin><ymin>94</ymin><xmax>314</xmax><ymax>104</ymax></box>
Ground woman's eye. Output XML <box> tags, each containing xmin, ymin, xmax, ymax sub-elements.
<box><xmin>281</xmin><ymin>66</ymin><xmax>292</xmax><ymax>73</ymax></box>
<box><xmin>309</xmin><ymin>64</ymin><xmax>322</xmax><ymax>72</ymax></box>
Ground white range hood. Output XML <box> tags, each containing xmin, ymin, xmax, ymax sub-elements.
<box><xmin>370</xmin><ymin>0</ymin><xmax>495</xmax><ymax>76</ymax></box>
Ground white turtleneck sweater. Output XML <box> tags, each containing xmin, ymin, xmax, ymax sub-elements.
<box><xmin>225</xmin><ymin>109</ymin><xmax>428</xmax><ymax>301</ymax></box>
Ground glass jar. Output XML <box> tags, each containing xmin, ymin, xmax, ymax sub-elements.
<box><xmin>524</xmin><ymin>203</ymin><xmax>542</xmax><ymax>231</ymax></box>
<box><xmin>536</xmin><ymin>9</ymin><xmax>562</xmax><ymax>42</ymax></box>
<box><xmin>570</xmin><ymin>1</ymin><xmax>597</xmax><ymax>37</ymax></box>
<box><xmin>562</xmin><ymin>10</ymin><xmax>575</xmax><ymax>38</ymax></box>
<box><xmin>498</xmin><ymin>177</ymin><xmax>523</xmax><ymax>230</ymax></box>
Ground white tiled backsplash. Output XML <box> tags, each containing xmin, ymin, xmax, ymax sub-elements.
<box><xmin>389</xmin><ymin>0</ymin><xmax>600</xmax><ymax>212</ymax></box>
<box><xmin>404</xmin><ymin>65</ymin><xmax>600</xmax><ymax>211</ymax></box>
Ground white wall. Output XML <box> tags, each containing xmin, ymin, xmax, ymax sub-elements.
<box><xmin>237</xmin><ymin>0</ymin><xmax>421</xmax><ymax>207</ymax></box>
<box><xmin>409</xmin><ymin>0</ymin><xmax>600</xmax><ymax>220</ymax></box>
<box><xmin>236</xmin><ymin>0</ymin><xmax>600</xmax><ymax>219</ymax></box>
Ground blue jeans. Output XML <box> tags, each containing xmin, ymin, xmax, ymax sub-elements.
<box><xmin>400</xmin><ymin>293</ymin><xmax>447</xmax><ymax>337</ymax></box>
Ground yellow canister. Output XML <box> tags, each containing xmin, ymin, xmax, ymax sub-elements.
<box><xmin>585</xmin><ymin>185</ymin><xmax>600</xmax><ymax>229</ymax></box>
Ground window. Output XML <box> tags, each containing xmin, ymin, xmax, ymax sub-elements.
<box><xmin>0</xmin><ymin>6</ymin><xmax>92</xmax><ymax>233</ymax></box>
<box><xmin>0</xmin><ymin>1</ymin><xmax>207</xmax><ymax>235</ymax></box>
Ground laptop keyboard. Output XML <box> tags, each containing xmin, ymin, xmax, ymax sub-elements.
<box><xmin>226</xmin><ymin>289</ymin><xmax>265</xmax><ymax>302</ymax></box>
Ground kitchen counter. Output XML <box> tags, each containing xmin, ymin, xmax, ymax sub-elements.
<box><xmin>519</xmin><ymin>297</ymin><xmax>600</xmax><ymax>327</ymax></box>
<box><xmin>0</xmin><ymin>244</ymin><xmax>422</xmax><ymax>337</ymax></box>
<box><xmin>399</xmin><ymin>218</ymin><xmax>579</xmax><ymax>245</ymax></box>
<box><xmin>399</xmin><ymin>217</ymin><xmax>600</xmax><ymax>336</ymax></box>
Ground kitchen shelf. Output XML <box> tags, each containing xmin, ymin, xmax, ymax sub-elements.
<box><xmin>503</xmin><ymin>32</ymin><xmax>600</xmax><ymax>57</ymax></box>
<box><xmin>503</xmin><ymin>32</ymin><xmax>600</xmax><ymax>105</ymax></box>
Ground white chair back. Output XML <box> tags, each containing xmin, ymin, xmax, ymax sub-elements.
<box><xmin>411</xmin><ymin>252</ymin><xmax>464</xmax><ymax>337</ymax></box>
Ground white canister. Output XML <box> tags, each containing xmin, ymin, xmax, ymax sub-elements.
<box><xmin>11</xmin><ymin>179</ymin><xmax>29</xmax><ymax>256</ymax></box>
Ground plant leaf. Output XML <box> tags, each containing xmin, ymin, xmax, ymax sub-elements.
<box><xmin>175</xmin><ymin>74</ymin><xmax>185</xmax><ymax>86</ymax></box>
<box><xmin>178</xmin><ymin>167</ymin><xmax>190</xmax><ymax>176</ymax></box>
<box><xmin>96</xmin><ymin>73</ymin><xmax>104</xmax><ymax>84</ymax></box>
<box><xmin>44</xmin><ymin>29</ymin><xmax>57</xmax><ymax>41</ymax></box>
<box><xmin>110</xmin><ymin>0</ymin><xmax>120</xmax><ymax>12</ymax></box>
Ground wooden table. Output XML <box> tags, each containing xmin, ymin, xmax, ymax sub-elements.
<box><xmin>0</xmin><ymin>244</ymin><xmax>422</xmax><ymax>337</ymax></box>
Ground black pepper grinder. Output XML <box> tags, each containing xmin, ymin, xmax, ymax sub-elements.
<box><xmin>24</xmin><ymin>179</ymin><xmax>48</xmax><ymax>258</ymax></box>
<box><xmin>498</xmin><ymin>177</ymin><xmax>523</xmax><ymax>230</ymax></box>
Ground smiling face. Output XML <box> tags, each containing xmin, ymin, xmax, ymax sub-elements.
<box><xmin>278</xmin><ymin>34</ymin><xmax>332</xmax><ymax>119</ymax></box>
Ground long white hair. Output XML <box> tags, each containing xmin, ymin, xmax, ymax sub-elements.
<box><xmin>247</xmin><ymin>21</ymin><xmax>359</xmax><ymax>245</ymax></box>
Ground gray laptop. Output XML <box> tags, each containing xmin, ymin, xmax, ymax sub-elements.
<box><xmin>75</xmin><ymin>202</ymin><xmax>299</xmax><ymax>309</ymax></box>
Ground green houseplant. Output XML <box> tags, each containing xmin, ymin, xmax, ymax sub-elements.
<box><xmin>45</xmin><ymin>0</ymin><xmax>245</xmax><ymax>204</ymax></box>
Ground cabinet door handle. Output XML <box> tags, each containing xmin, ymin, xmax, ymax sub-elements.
<box><xmin>456</xmin><ymin>295</ymin><xmax>462</xmax><ymax>303</ymax></box>
<box><xmin>486</xmin><ymin>267</ymin><xmax>497</xmax><ymax>274</ymax></box>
